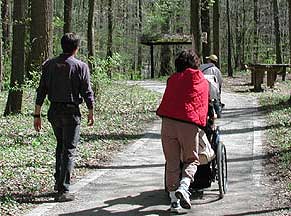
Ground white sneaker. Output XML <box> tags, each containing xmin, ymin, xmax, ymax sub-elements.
<box><xmin>175</xmin><ymin>187</ymin><xmax>191</xmax><ymax>209</ymax></box>
<box><xmin>170</xmin><ymin>200</ymin><xmax>182</xmax><ymax>213</ymax></box>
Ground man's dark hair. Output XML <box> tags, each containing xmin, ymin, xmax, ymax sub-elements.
<box><xmin>61</xmin><ymin>33</ymin><xmax>80</xmax><ymax>54</ymax></box>
<box><xmin>175</xmin><ymin>49</ymin><xmax>201</xmax><ymax>72</ymax></box>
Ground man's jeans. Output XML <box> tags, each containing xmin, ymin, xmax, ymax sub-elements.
<box><xmin>48</xmin><ymin>103</ymin><xmax>81</xmax><ymax>193</ymax></box>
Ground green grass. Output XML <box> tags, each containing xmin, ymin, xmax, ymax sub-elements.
<box><xmin>258</xmin><ymin>82</ymin><xmax>291</xmax><ymax>191</ymax></box>
<box><xmin>0</xmin><ymin>81</ymin><xmax>161</xmax><ymax>216</ymax></box>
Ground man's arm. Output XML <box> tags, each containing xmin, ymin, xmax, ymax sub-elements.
<box><xmin>80</xmin><ymin>63</ymin><xmax>95</xmax><ymax>126</ymax></box>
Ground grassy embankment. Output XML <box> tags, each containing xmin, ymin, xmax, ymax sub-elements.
<box><xmin>0</xmin><ymin>81</ymin><xmax>161</xmax><ymax>216</ymax></box>
<box><xmin>224</xmin><ymin>71</ymin><xmax>291</xmax><ymax>204</ymax></box>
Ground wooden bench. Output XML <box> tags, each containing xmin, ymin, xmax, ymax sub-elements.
<box><xmin>247</xmin><ymin>64</ymin><xmax>290</xmax><ymax>92</ymax></box>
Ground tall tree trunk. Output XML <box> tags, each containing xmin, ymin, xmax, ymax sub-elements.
<box><xmin>0</xmin><ymin>0</ymin><xmax>3</xmax><ymax>91</ymax></box>
<box><xmin>241</xmin><ymin>0</ymin><xmax>246</xmax><ymax>67</ymax></box>
<box><xmin>226</xmin><ymin>0</ymin><xmax>233</xmax><ymax>77</ymax></box>
<box><xmin>107</xmin><ymin>0</ymin><xmax>113</xmax><ymax>78</ymax></box>
<box><xmin>137</xmin><ymin>0</ymin><xmax>142</xmax><ymax>73</ymax></box>
<box><xmin>190</xmin><ymin>0</ymin><xmax>202</xmax><ymax>55</ymax></box>
<box><xmin>253</xmin><ymin>0</ymin><xmax>259</xmax><ymax>63</ymax></box>
<box><xmin>213</xmin><ymin>0</ymin><xmax>220</xmax><ymax>68</ymax></box>
<box><xmin>160</xmin><ymin>16</ymin><xmax>172</xmax><ymax>76</ymax></box>
<box><xmin>201</xmin><ymin>0</ymin><xmax>210</xmax><ymax>62</ymax></box>
<box><xmin>1</xmin><ymin>0</ymin><xmax>10</xmax><ymax>52</ymax></box>
<box><xmin>4</xmin><ymin>0</ymin><xmax>26</xmax><ymax>115</ymax></box>
<box><xmin>289</xmin><ymin>0</ymin><xmax>291</xmax><ymax>64</ymax></box>
<box><xmin>273</xmin><ymin>0</ymin><xmax>282</xmax><ymax>64</ymax></box>
<box><xmin>28</xmin><ymin>0</ymin><xmax>53</xmax><ymax>76</ymax></box>
<box><xmin>63</xmin><ymin>0</ymin><xmax>73</xmax><ymax>33</ymax></box>
<box><xmin>87</xmin><ymin>0</ymin><xmax>95</xmax><ymax>72</ymax></box>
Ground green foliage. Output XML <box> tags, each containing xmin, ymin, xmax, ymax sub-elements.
<box><xmin>259</xmin><ymin>84</ymin><xmax>291</xmax><ymax>191</ymax></box>
<box><xmin>0</xmin><ymin>81</ymin><xmax>161</xmax><ymax>215</ymax></box>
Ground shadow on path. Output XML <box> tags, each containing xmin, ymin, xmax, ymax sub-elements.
<box><xmin>59</xmin><ymin>189</ymin><xmax>172</xmax><ymax>216</ymax></box>
<box><xmin>223</xmin><ymin>207</ymin><xmax>290</xmax><ymax>216</ymax></box>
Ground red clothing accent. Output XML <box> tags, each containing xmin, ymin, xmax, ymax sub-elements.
<box><xmin>156</xmin><ymin>68</ymin><xmax>209</xmax><ymax>127</ymax></box>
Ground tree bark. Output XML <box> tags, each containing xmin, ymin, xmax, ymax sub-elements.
<box><xmin>289</xmin><ymin>0</ymin><xmax>291</xmax><ymax>64</ymax></box>
<box><xmin>273</xmin><ymin>0</ymin><xmax>282</xmax><ymax>64</ymax></box>
<box><xmin>253</xmin><ymin>0</ymin><xmax>259</xmax><ymax>63</ymax></box>
<box><xmin>137</xmin><ymin>0</ymin><xmax>142</xmax><ymax>72</ymax></box>
<box><xmin>201</xmin><ymin>0</ymin><xmax>210</xmax><ymax>62</ymax></box>
<box><xmin>107</xmin><ymin>0</ymin><xmax>113</xmax><ymax>78</ymax></box>
<box><xmin>160</xmin><ymin>16</ymin><xmax>172</xmax><ymax>76</ymax></box>
<box><xmin>28</xmin><ymin>0</ymin><xmax>53</xmax><ymax>77</ymax></box>
<box><xmin>4</xmin><ymin>0</ymin><xmax>26</xmax><ymax>115</ymax></box>
<box><xmin>190</xmin><ymin>0</ymin><xmax>202</xmax><ymax>55</ymax></box>
<box><xmin>213</xmin><ymin>0</ymin><xmax>220</xmax><ymax>68</ymax></box>
<box><xmin>1</xmin><ymin>0</ymin><xmax>10</xmax><ymax>52</ymax></box>
<box><xmin>64</xmin><ymin>0</ymin><xmax>73</xmax><ymax>34</ymax></box>
<box><xmin>0</xmin><ymin>0</ymin><xmax>3</xmax><ymax>91</ymax></box>
<box><xmin>226</xmin><ymin>0</ymin><xmax>233</xmax><ymax>77</ymax></box>
<box><xmin>87</xmin><ymin>0</ymin><xmax>95</xmax><ymax>72</ymax></box>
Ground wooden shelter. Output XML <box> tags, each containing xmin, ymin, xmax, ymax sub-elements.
<box><xmin>140</xmin><ymin>34</ymin><xmax>193</xmax><ymax>78</ymax></box>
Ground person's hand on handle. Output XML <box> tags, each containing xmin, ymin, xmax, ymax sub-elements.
<box><xmin>87</xmin><ymin>109</ymin><xmax>94</xmax><ymax>126</ymax></box>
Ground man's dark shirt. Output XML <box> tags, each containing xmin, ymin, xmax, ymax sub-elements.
<box><xmin>36</xmin><ymin>54</ymin><xmax>94</xmax><ymax>109</ymax></box>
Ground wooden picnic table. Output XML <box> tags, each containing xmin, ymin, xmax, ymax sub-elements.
<box><xmin>247</xmin><ymin>63</ymin><xmax>290</xmax><ymax>92</ymax></box>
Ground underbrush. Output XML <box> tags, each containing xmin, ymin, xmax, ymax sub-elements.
<box><xmin>0</xmin><ymin>81</ymin><xmax>161</xmax><ymax>216</ymax></box>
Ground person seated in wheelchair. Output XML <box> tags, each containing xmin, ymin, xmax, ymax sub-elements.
<box><xmin>190</xmin><ymin>100</ymin><xmax>218</xmax><ymax>191</ymax></box>
<box><xmin>200</xmin><ymin>54</ymin><xmax>224</xmax><ymax>117</ymax></box>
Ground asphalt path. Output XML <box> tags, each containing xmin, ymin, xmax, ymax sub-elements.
<box><xmin>24</xmin><ymin>80</ymin><xmax>288</xmax><ymax>216</ymax></box>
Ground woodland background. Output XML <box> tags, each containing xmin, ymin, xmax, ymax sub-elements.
<box><xmin>0</xmin><ymin>0</ymin><xmax>290</xmax><ymax>115</ymax></box>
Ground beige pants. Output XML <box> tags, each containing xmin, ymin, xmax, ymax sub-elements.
<box><xmin>161</xmin><ymin>118</ymin><xmax>200</xmax><ymax>191</ymax></box>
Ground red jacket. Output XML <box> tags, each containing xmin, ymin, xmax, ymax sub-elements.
<box><xmin>156</xmin><ymin>68</ymin><xmax>209</xmax><ymax>127</ymax></box>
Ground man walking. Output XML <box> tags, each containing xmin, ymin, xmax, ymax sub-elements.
<box><xmin>33</xmin><ymin>33</ymin><xmax>94</xmax><ymax>202</ymax></box>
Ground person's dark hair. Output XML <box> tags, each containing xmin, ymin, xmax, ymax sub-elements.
<box><xmin>61</xmin><ymin>33</ymin><xmax>80</xmax><ymax>54</ymax></box>
<box><xmin>175</xmin><ymin>49</ymin><xmax>201</xmax><ymax>72</ymax></box>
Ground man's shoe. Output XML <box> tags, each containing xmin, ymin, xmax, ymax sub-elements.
<box><xmin>54</xmin><ymin>192</ymin><xmax>75</xmax><ymax>202</ymax></box>
<box><xmin>175</xmin><ymin>188</ymin><xmax>191</xmax><ymax>209</ymax></box>
<box><xmin>170</xmin><ymin>200</ymin><xmax>182</xmax><ymax>213</ymax></box>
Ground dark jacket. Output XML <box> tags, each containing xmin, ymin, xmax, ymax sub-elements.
<box><xmin>36</xmin><ymin>54</ymin><xmax>94</xmax><ymax>109</ymax></box>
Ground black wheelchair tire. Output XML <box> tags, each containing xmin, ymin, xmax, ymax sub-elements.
<box><xmin>217</xmin><ymin>141</ymin><xmax>227</xmax><ymax>198</ymax></box>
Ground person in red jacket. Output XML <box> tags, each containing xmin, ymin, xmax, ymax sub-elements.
<box><xmin>156</xmin><ymin>49</ymin><xmax>209</xmax><ymax>212</ymax></box>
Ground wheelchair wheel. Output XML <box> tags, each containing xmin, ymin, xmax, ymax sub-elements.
<box><xmin>217</xmin><ymin>141</ymin><xmax>227</xmax><ymax>198</ymax></box>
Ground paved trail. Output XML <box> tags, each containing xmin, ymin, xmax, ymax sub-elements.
<box><xmin>25</xmin><ymin>80</ymin><xmax>288</xmax><ymax>216</ymax></box>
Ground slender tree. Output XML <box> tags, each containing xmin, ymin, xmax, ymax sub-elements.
<box><xmin>87</xmin><ymin>0</ymin><xmax>95</xmax><ymax>72</ymax></box>
<box><xmin>272</xmin><ymin>0</ymin><xmax>282</xmax><ymax>64</ymax></box>
<box><xmin>226</xmin><ymin>0</ymin><xmax>233</xmax><ymax>77</ymax></box>
<box><xmin>64</xmin><ymin>0</ymin><xmax>73</xmax><ymax>33</ymax></box>
<box><xmin>289</xmin><ymin>0</ymin><xmax>291</xmax><ymax>64</ymax></box>
<box><xmin>137</xmin><ymin>0</ymin><xmax>142</xmax><ymax>72</ymax></box>
<box><xmin>107</xmin><ymin>0</ymin><xmax>113</xmax><ymax>78</ymax></box>
<box><xmin>4</xmin><ymin>0</ymin><xmax>26</xmax><ymax>115</ymax></box>
<box><xmin>0</xmin><ymin>0</ymin><xmax>3</xmax><ymax>91</ymax></box>
<box><xmin>190</xmin><ymin>0</ymin><xmax>202</xmax><ymax>55</ymax></box>
<box><xmin>201</xmin><ymin>0</ymin><xmax>210</xmax><ymax>62</ymax></box>
<box><xmin>160</xmin><ymin>16</ymin><xmax>172</xmax><ymax>76</ymax></box>
<box><xmin>213</xmin><ymin>0</ymin><xmax>220</xmax><ymax>68</ymax></box>
<box><xmin>253</xmin><ymin>0</ymin><xmax>259</xmax><ymax>63</ymax></box>
<box><xmin>1</xmin><ymin>0</ymin><xmax>10</xmax><ymax>52</ymax></box>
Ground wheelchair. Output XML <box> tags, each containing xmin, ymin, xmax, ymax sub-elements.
<box><xmin>189</xmin><ymin>125</ymin><xmax>228</xmax><ymax>199</ymax></box>
<box><xmin>164</xmin><ymin>124</ymin><xmax>228</xmax><ymax>199</ymax></box>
